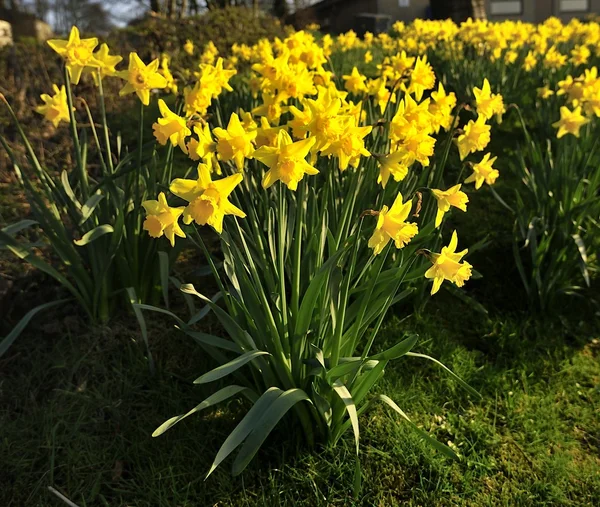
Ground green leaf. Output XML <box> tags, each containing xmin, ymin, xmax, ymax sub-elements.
<box><xmin>572</xmin><ymin>233</ymin><xmax>590</xmax><ymax>287</ymax></box>
<box><xmin>1</xmin><ymin>219</ymin><xmax>38</xmax><ymax>238</ymax></box>
<box><xmin>194</xmin><ymin>350</ymin><xmax>270</xmax><ymax>384</ymax></box>
<box><xmin>294</xmin><ymin>244</ymin><xmax>350</xmax><ymax>339</ymax></box>
<box><xmin>182</xmin><ymin>329</ymin><xmax>242</xmax><ymax>354</ymax></box>
<box><xmin>406</xmin><ymin>352</ymin><xmax>482</xmax><ymax>399</ymax></box>
<box><xmin>74</xmin><ymin>224</ymin><xmax>113</xmax><ymax>246</ymax></box>
<box><xmin>127</xmin><ymin>289</ymin><xmax>154</xmax><ymax>373</ymax></box>
<box><xmin>378</xmin><ymin>394</ymin><xmax>458</xmax><ymax>460</ymax></box>
<box><xmin>0</xmin><ymin>299</ymin><xmax>68</xmax><ymax>357</ymax></box>
<box><xmin>152</xmin><ymin>385</ymin><xmax>250</xmax><ymax>437</ymax></box>
<box><xmin>61</xmin><ymin>170</ymin><xmax>82</xmax><ymax>210</ymax></box>
<box><xmin>158</xmin><ymin>251</ymin><xmax>170</xmax><ymax>308</ymax></box>
<box><xmin>206</xmin><ymin>387</ymin><xmax>283</xmax><ymax>478</ymax></box>
<box><xmin>332</xmin><ymin>380</ymin><xmax>360</xmax><ymax>454</ymax></box>
<box><xmin>79</xmin><ymin>194</ymin><xmax>104</xmax><ymax>225</ymax></box>
<box><xmin>232</xmin><ymin>388</ymin><xmax>311</xmax><ymax>475</ymax></box>
<box><xmin>369</xmin><ymin>334</ymin><xmax>418</xmax><ymax>361</ymax></box>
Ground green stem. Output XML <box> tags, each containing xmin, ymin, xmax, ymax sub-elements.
<box><xmin>278</xmin><ymin>187</ymin><xmax>290</xmax><ymax>357</ymax></box>
<box><xmin>64</xmin><ymin>66</ymin><xmax>88</xmax><ymax>200</ymax></box>
<box><xmin>96</xmin><ymin>73</ymin><xmax>114</xmax><ymax>174</ymax></box>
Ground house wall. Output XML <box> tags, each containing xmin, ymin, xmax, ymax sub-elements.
<box><xmin>315</xmin><ymin>0</ymin><xmax>379</xmax><ymax>33</ymax></box>
<box><xmin>485</xmin><ymin>0</ymin><xmax>600</xmax><ymax>23</ymax></box>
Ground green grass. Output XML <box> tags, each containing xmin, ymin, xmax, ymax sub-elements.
<box><xmin>1</xmin><ymin>118</ymin><xmax>599</xmax><ymax>505</ymax></box>
<box><xmin>1</xmin><ymin>287</ymin><xmax>599</xmax><ymax>506</ymax></box>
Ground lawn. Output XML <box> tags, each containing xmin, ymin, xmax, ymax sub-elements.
<box><xmin>1</xmin><ymin>14</ymin><xmax>600</xmax><ymax>507</ymax></box>
<box><xmin>2</xmin><ymin>179</ymin><xmax>599</xmax><ymax>506</ymax></box>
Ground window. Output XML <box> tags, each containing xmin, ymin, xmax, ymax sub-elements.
<box><xmin>489</xmin><ymin>1</ymin><xmax>522</xmax><ymax>15</ymax></box>
<box><xmin>559</xmin><ymin>0</ymin><xmax>589</xmax><ymax>12</ymax></box>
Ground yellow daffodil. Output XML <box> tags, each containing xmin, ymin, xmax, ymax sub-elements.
<box><xmin>456</xmin><ymin>115</ymin><xmax>491</xmax><ymax>161</ymax></box>
<box><xmin>213</xmin><ymin>113</ymin><xmax>257</xmax><ymax>171</ymax></box>
<box><xmin>342</xmin><ymin>67</ymin><xmax>368</xmax><ymax>95</ymax></box>
<box><xmin>368</xmin><ymin>193</ymin><xmax>418</xmax><ymax>255</ymax></box>
<box><xmin>425</xmin><ymin>230</ymin><xmax>472</xmax><ymax>295</ymax></box>
<box><xmin>570</xmin><ymin>45</ymin><xmax>590</xmax><ymax>66</ymax></box>
<box><xmin>160</xmin><ymin>55</ymin><xmax>178</xmax><ymax>94</ymax></box>
<box><xmin>170</xmin><ymin>164</ymin><xmax>246</xmax><ymax>233</ymax></box>
<box><xmin>118</xmin><ymin>52</ymin><xmax>167</xmax><ymax>106</ymax></box>
<box><xmin>431</xmin><ymin>184</ymin><xmax>469</xmax><ymax>227</ymax></box>
<box><xmin>523</xmin><ymin>51</ymin><xmax>537</xmax><ymax>72</ymax></box>
<box><xmin>407</xmin><ymin>55</ymin><xmax>436</xmax><ymax>101</ymax></box>
<box><xmin>376</xmin><ymin>151</ymin><xmax>409</xmax><ymax>188</ymax></box>
<box><xmin>142</xmin><ymin>192</ymin><xmax>186</xmax><ymax>247</ymax></box>
<box><xmin>364</xmin><ymin>50</ymin><xmax>373</xmax><ymax>63</ymax></box>
<box><xmin>254</xmin><ymin>130</ymin><xmax>318</xmax><ymax>190</ymax></box>
<box><xmin>152</xmin><ymin>99</ymin><xmax>191</xmax><ymax>153</ymax></box>
<box><xmin>473</xmin><ymin>78</ymin><xmax>505</xmax><ymax>122</ymax></box>
<box><xmin>92</xmin><ymin>43</ymin><xmax>122</xmax><ymax>82</ymax></box>
<box><xmin>552</xmin><ymin>106</ymin><xmax>590</xmax><ymax>138</ymax></box>
<box><xmin>35</xmin><ymin>84</ymin><xmax>72</xmax><ymax>127</ymax></box>
<box><xmin>429</xmin><ymin>82</ymin><xmax>457</xmax><ymax>133</ymax></box>
<box><xmin>255</xmin><ymin>117</ymin><xmax>286</xmax><ymax>149</ymax></box>
<box><xmin>537</xmin><ymin>86</ymin><xmax>554</xmax><ymax>99</ymax></box>
<box><xmin>465</xmin><ymin>153</ymin><xmax>499</xmax><ymax>189</ymax></box>
<box><xmin>183</xmin><ymin>39</ymin><xmax>194</xmax><ymax>55</ymax></box>
<box><xmin>47</xmin><ymin>26</ymin><xmax>101</xmax><ymax>84</ymax></box>
<box><xmin>187</xmin><ymin>123</ymin><xmax>218</xmax><ymax>168</ymax></box>
<box><xmin>320</xmin><ymin>119</ymin><xmax>372</xmax><ymax>170</ymax></box>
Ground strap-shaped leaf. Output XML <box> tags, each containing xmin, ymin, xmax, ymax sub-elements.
<box><xmin>61</xmin><ymin>170</ymin><xmax>82</xmax><ymax>210</ymax></box>
<box><xmin>332</xmin><ymin>380</ymin><xmax>360</xmax><ymax>455</ymax></box>
<box><xmin>294</xmin><ymin>243</ymin><xmax>350</xmax><ymax>338</ymax></box>
<box><xmin>152</xmin><ymin>385</ymin><xmax>250</xmax><ymax>437</ymax></box>
<box><xmin>232</xmin><ymin>388</ymin><xmax>311</xmax><ymax>475</ymax></box>
<box><xmin>74</xmin><ymin>224</ymin><xmax>113</xmax><ymax>246</ymax></box>
<box><xmin>333</xmin><ymin>380</ymin><xmax>362</xmax><ymax>496</ymax></box>
<box><xmin>0</xmin><ymin>299</ymin><xmax>67</xmax><ymax>357</ymax></box>
<box><xmin>378</xmin><ymin>394</ymin><xmax>458</xmax><ymax>460</ymax></box>
<box><xmin>79</xmin><ymin>194</ymin><xmax>104</xmax><ymax>225</ymax></box>
<box><xmin>182</xmin><ymin>329</ymin><xmax>242</xmax><ymax>354</ymax></box>
<box><xmin>206</xmin><ymin>387</ymin><xmax>283</xmax><ymax>478</ymax></box>
<box><xmin>406</xmin><ymin>352</ymin><xmax>482</xmax><ymax>399</ymax></box>
<box><xmin>369</xmin><ymin>334</ymin><xmax>418</xmax><ymax>361</ymax></box>
<box><xmin>158</xmin><ymin>251</ymin><xmax>170</xmax><ymax>308</ymax></box>
<box><xmin>194</xmin><ymin>350</ymin><xmax>270</xmax><ymax>384</ymax></box>
<box><xmin>572</xmin><ymin>233</ymin><xmax>590</xmax><ymax>287</ymax></box>
<box><xmin>326</xmin><ymin>358</ymin><xmax>379</xmax><ymax>382</ymax></box>
<box><xmin>1</xmin><ymin>219</ymin><xmax>38</xmax><ymax>239</ymax></box>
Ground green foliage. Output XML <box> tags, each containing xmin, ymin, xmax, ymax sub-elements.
<box><xmin>0</xmin><ymin>69</ymin><xmax>177</xmax><ymax>356</ymax></box>
<box><xmin>112</xmin><ymin>7</ymin><xmax>290</xmax><ymax>61</ymax></box>
<box><xmin>500</xmin><ymin>107</ymin><xmax>600</xmax><ymax>311</ymax></box>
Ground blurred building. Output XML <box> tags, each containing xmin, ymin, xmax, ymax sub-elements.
<box><xmin>0</xmin><ymin>7</ymin><xmax>52</xmax><ymax>44</ymax></box>
<box><xmin>294</xmin><ymin>0</ymin><xmax>600</xmax><ymax>33</ymax></box>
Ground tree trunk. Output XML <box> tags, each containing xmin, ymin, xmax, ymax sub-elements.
<box><xmin>179</xmin><ymin>0</ymin><xmax>188</xmax><ymax>18</ymax></box>
<box><xmin>166</xmin><ymin>0</ymin><xmax>176</xmax><ymax>18</ymax></box>
<box><xmin>150</xmin><ymin>0</ymin><xmax>162</xmax><ymax>14</ymax></box>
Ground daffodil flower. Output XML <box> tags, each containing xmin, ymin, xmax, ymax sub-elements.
<box><xmin>118</xmin><ymin>52</ymin><xmax>167</xmax><ymax>106</ymax></box>
<box><xmin>425</xmin><ymin>231</ymin><xmax>472</xmax><ymax>295</ymax></box>
<box><xmin>431</xmin><ymin>184</ymin><xmax>469</xmax><ymax>228</ymax></box>
<box><xmin>368</xmin><ymin>193</ymin><xmax>419</xmax><ymax>255</ymax></box>
<box><xmin>142</xmin><ymin>193</ymin><xmax>186</xmax><ymax>247</ymax></box>
<box><xmin>213</xmin><ymin>113</ymin><xmax>257</xmax><ymax>171</ymax></box>
<box><xmin>552</xmin><ymin>106</ymin><xmax>590</xmax><ymax>138</ymax></box>
<box><xmin>465</xmin><ymin>153</ymin><xmax>499</xmax><ymax>189</ymax></box>
<box><xmin>47</xmin><ymin>26</ymin><xmax>101</xmax><ymax>84</ymax></box>
<box><xmin>35</xmin><ymin>84</ymin><xmax>73</xmax><ymax>128</ymax></box>
<box><xmin>169</xmin><ymin>164</ymin><xmax>246</xmax><ymax>234</ymax></box>
<box><xmin>456</xmin><ymin>115</ymin><xmax>491</xmax><ymax>161</ymax></box>
<box><xmin>152</xmin><ymin>99</ymin><xmax>191</xmax><ymax>153</ymax></box>
<box><xmin>254</xmin><ymin>130</ymin><xmax>318</xmax><ymax>190</ymax></box>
